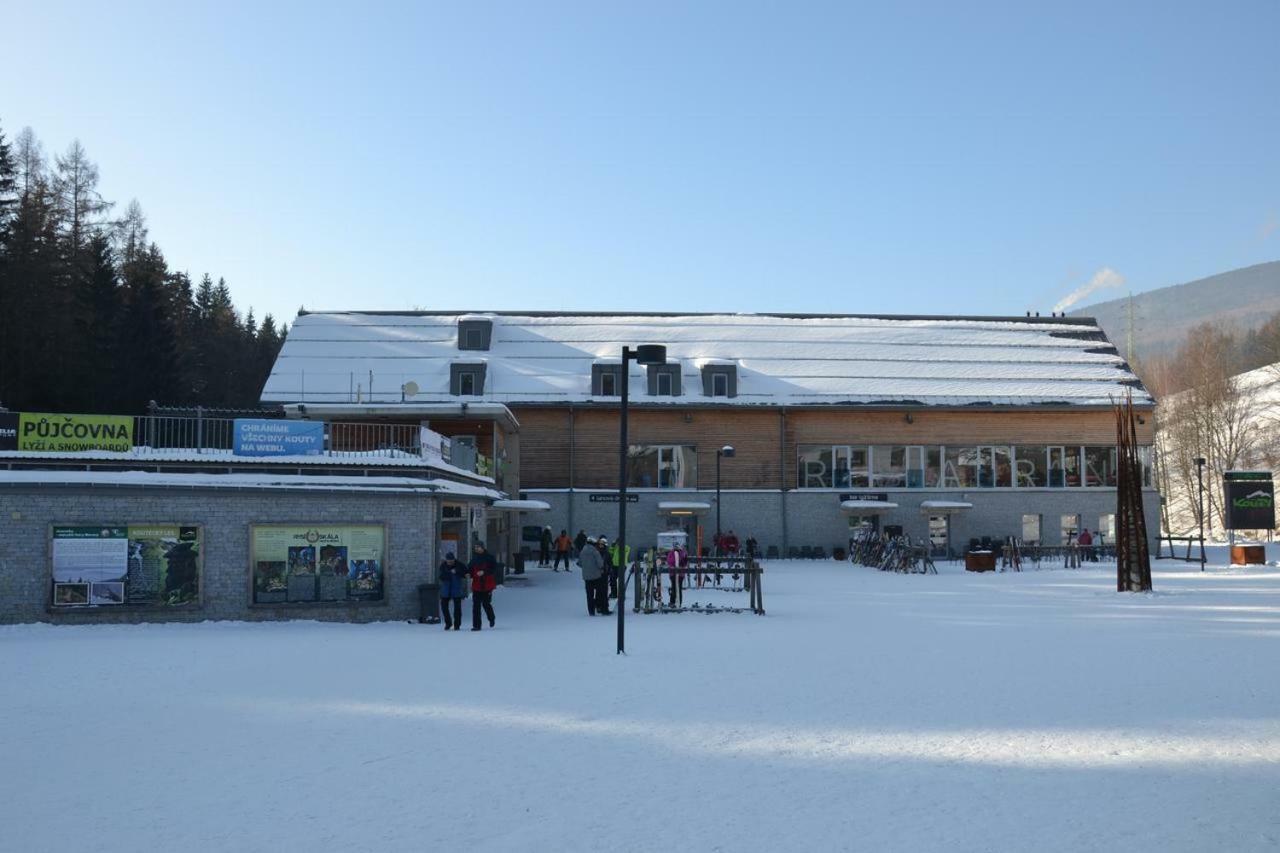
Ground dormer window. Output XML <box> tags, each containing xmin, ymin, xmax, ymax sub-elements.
<box><xmin>700</xmin><ymin>362</ymin><xmax>737</xmax><ymax>398</ymax></box>
<box><xmin>457</xmin><ymin>317</ymin><xmax>493</xmax><ymax>351</ymax></box>
<box><xmin>591</xmin><ymin>363</ymin><xmax>623</xmax><ymax>397</ymax></box>
<box><xmin>450</xmin><ymin>362</ymin><xmax>487</xmax><ymax>396</ymax></box>
<box><xmin>647</xmin><ymin>362</ymin><xmax>681</xmax><ymax>397</ymax></box>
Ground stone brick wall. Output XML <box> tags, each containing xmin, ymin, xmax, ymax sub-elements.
<box><xmin>0</xmin><ymin>486</ymin><xmax>441</xmax><ymax>625</ymax></box>
<box><xmin>525</xmin><ymin>488</ymin><xmax>1161</xmax><ymax>558</ymax></box>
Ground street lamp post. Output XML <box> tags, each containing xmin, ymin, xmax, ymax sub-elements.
<box><xmin>617</xmin><ymin>344</ymin><xmax>667</xmax><ymax>655</ymax></box>
<box><xmin>1195</xmin><ymin>456</ymin><xmax>1207</xmax><ymax>571</ymax></box>
<box><xmin>715</xmin><ymin>445</ymin><xmax>735</xmax><ymax>555</ymax></box>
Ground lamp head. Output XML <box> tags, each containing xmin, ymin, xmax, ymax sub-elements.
<box><xmin>634</xmin><ymin>344</ymin><xmax>667</xmax><ymax>365</ymax></box>
<box><xmin>720</xmin><ymin>445</ymin><xmax>735</xmax><ymax>457</ymax></box>
<box><xmin>1195</xmin><ymin>457</ymin><xmax>1206</xmax><ymax>467</ymax></box>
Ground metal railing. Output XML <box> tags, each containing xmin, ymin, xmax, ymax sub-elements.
<box><xmin>125</xmin><ymin>415</ymin><xmax>487</xmax><ymax>474</ymax></box>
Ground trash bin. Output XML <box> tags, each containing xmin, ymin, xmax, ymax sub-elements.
<box><xmin>512</xmin><ymin>552</ymin><xmax>525</xmax><ymax>574</ymax></box>
<box><xmin>417</xmin><ymin>583</ymin><xmax>440</xmax><ymax>623</ymax></box>
<box><xmin>494</xmin><ymin>562</ymin><xmax>506</xmax><ymax>586</ymax></box>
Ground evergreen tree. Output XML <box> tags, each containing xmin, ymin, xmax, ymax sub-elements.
<box><xmin>0</xmin><ymin>120</ymin><xmax>289</xmax><ymax>413</ymax></box>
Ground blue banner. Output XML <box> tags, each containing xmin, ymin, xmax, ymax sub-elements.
<box><xmin>233</xmin><ymin>419</ymin><xmax>324</xmax><ymax>457</ymax></box>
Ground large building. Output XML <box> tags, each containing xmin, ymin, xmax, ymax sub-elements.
<box><xmin>262</xmin><ymin>311</ymin><xmax>1158</xmax><ymax>557</ymax></box>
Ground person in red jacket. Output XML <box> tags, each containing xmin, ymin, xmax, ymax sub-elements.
<box><xmin>467</xmin><ymin>542</ymin><xmax>498</xmax><ymax>631</ymax></box>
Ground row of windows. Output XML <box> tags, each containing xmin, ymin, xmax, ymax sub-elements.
<box><xmin>798</xmin><ymin>444</ymin><xmax>1154</xmax><ymax>489</ymax></box>
<box><xmin>618</xmin><ymin>444</ymin><xmax>1153</xmax><ymax>490</ymax></box>
<box><xmin>451</xmin><ymin>364</ymin><xmax>736</xmax><ymax>397</ymax></box>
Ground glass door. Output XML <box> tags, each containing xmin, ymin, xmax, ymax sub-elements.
<box><xmin>928</xmin><ymin>515</ymin><xmax>949</xmax><ymax>557</ymax></box>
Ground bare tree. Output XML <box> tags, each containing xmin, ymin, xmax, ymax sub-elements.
<box><xmin>54</xmin><ymin>140</ymin><xmax>111</xmax><ymax>262</ymax></box>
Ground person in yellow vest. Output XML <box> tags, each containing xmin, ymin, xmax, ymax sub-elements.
<box><xmin>608</xmin><ymin>539</ymin><xmax>631</xmax><ymax>600</ymax></box>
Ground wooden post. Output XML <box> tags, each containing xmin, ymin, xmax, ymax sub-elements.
<box><xmin>1115</xmin><ymin>393</ymin><xmax>1153</xmax><ymax>592</ymax></box>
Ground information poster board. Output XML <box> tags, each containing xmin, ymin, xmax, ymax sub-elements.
<box><xmin>51</xmin><ymin>525</ymin><xmax>201</xmax><ymax>608</ymax></box>
<box><xmin>20</xmin><ymin>413</ymin><xmax>133</xmax><ymax>452</ymax></box>
<box><xmin>251</xmin><ymin>524</ymin><xmax>386</xmax><ymax>604</ymax></box>
<box><xmin>233</xmin><ymin>419</ymin><xmax>324</xmax><ymax>457</ymax></box>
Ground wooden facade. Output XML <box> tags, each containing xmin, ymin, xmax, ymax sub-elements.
<box><xmin>512</xmin><ymin>404</ymin><xmax>1156</xmax><ymax>491</ymax></box>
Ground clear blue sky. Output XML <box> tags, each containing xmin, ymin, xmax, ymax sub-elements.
<box><xmin>4</xmin><ymin>1</ymin><xmax>1277</xmax><ymax>325</ymax></box>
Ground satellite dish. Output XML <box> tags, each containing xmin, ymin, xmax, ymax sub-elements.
<box><xmin>401</xmin><ymin>381</ymin><xmax>420</xmax><ymax>399</ymax></box>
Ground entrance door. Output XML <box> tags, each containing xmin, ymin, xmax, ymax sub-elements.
<box><xmin>928</xmin><ymin>515</ymin><xmax>949</xmax><ymax>557</ymax></box>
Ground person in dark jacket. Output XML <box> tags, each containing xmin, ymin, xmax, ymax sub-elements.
<box><xmin>574</xmin><ymin>530</ymin><xmax>588</xmax><ymax>557</ymax></box>
<box><xmin>467</xmin><ymin>543</ymin><xmax>498</xmax><ymax>630</ymax></box>
<box><xmin>437</xmin><ymin>552</ymin><xmax>467</xmax><ymax>630</ymax></box>
<box><xmin>538</xmin><ymin>527</ymin><xmax>552</xmax><ymax>567</ymax></box>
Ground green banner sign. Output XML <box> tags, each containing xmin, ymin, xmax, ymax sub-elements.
<box><xmin>19</xmin><ymin>413</ymin><xmax>133</xmax><ymax>453</ymax></box>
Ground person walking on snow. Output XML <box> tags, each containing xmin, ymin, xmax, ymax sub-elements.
<box><xmin>467</xmin><ymin>542</ymin><xmax>498</xmax><ymax>630</ymax></box>
<box><xmin>574</xmin><ymin>530</ymin><xmax>588</xmax><ymax>557</ymax></box>
<box><xmin>554</xmin><ymin>529</ymin><xmax>573</xmax><ymax>571</ymax></box>
<box><xmin>577</xmin><ymin>535</ymin><xmax>609</xmax><ymax>615</ymax></box>
<box><xmin>666</xmin><ymin>543</ymin><xmax>687</xmax><ymax>607</ymax></box>
<box><xmin>538</xmin><ymin>527</ymin><xmax>552</xmax><ymax>567</ymax></box>
<box><xmin>437</xmin><ymin>551</ymin><xmax>467</xmax><ymax>630</ymax></box>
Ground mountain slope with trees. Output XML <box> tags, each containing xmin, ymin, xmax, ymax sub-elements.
<box><xmin>0</xmin><ymin>119</ymin><xmax>284</xmax><ymax>414</ymax></box>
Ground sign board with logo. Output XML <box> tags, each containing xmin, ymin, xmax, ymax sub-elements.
<box><xmin>1224</xmin><ymin>471</ymin><xmax>1275</xmax><ymax>530</ymax></box>
<box><xmin>50</xmin><ymin>524</ymin><xmax>202</xmax><ymax>608</ymax></box>
<box><xmin>0</xmin><ymin>412</ymin><xmax>17</xmax><ymax>450</ymax></box>
<box><xmin>19</xmin><ymin>412</ymin><xmax>133</xmax><ymax>453</ymax></box>
<box><xmin>233</xmin><ymin>419</ymin><xmax>324</xmax><ymax>457</ymax></box>
<box><xmin>250</xmin><ymin>524</ymin><xmax>386</xmax><ymax>605</ymax></box>
<box><xmin>589</xmin><ymin>493</ymin><xmax>640</xmax><ymax>503</ymax></box>
<box><xmin>419</xmin><ymin>426</ymin><xmax>453</xmax><ymax>463</ymax></box>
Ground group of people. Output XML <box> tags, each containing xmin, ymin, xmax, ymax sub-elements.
<box><xmin>574</xmin><ymin>534</ymin><xmax>632</xmax><ymax>616</ymax></box>
<box><xmin>537</xmin><ymin>528</ymin><xmax>598</xmax><ymax>571</ymax></box>
<box><xmin>710</xmin><ymin>530</ymin><xmax>759</xmax><ymax>559</ymax></box>
<box><xmin>436</xmin><ymin>543</ymin><xmax>499</xmax><ymax>631</ymax></box>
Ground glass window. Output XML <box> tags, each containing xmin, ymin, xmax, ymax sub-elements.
<box><xmin>1084</xmin><ymin>446</ymin><xmax>1117</xmax><ymax>487</ymax></box>
<box><xmin>458</xmin><ymin>372</ymin><xmax>477</xmax><ymax>396</ymax></box>
<box><xmin>1016</xmin><ymin>447</ymin><xmax>1048</xmax><ymax>487</ymax></box>
<box><xmin>944</xmin><ymin>447</ymin><xmax>979</xmax><ymax>488</ymax></box>
<box><xmin>797</xmin><ymin>445</ymin><xmax>833</xmax><ymax>488</ymax></box>
<box><xmin>1048</xmin><ymin>446</ymin><xmax>1081</xmax><ymax>487</ymax></box>
<box><xmin>924</xmin><ymin>446</ymin><xmax>942</xmax><ymax>487</ymax></box>
<box><xmin>834</xmin><ymin>446</ymin><xmax>869</xmax><ymax>488</ymax></box>
<box><xmin>465</xmin><ymin>328</ymin><xmax>482</xmax><ymax>349</ymax></box>
<box><xmin>628</xmin><ymin>445</ymin><xmax>697</xmax><ymax>488</ymax></box>
<box><xmin>1061</xmin><ymin>513</ymin><xmax>1080</xmax><ymax>543</ymax></box>
<box><xmin>1098</xmin><ymin>514</ymin><xmax>1115</xmax><ymax>542</ymax></box>
<box><xmin>1022</xmin><ymin>514</ymin><xmax>1041</xmax><ymax>544</ymax></box>
<box><xmin>905</xmin><ymin>446</ymin><xmax>926</xmax><ymax>488</ymax></box>
<box><xmin>1138</xmin><ymin>446</ymin><xmax>1153</xmax><ymax>488</ymax></box>
<box><xmin>992</xmin><ymin>446</ymin><xmax>1012</xmax><ymax>488</ymax></box>
<box><xmin>599</xmin><ymin>371</ymin><xmax>617</xmax><ymax>396</ymax></box>
<box><xmin>871</xmin><ymin>446</ymin><xmax>907</xmax><ymax>488</ymax></box>
<box><xmin>657</xmin><ymin>372</ymin><xmax>673</xmax><ymax>396</ymax></box>
<box><xmin>711</xmin><ymin>373</ymin><xmax>729</xmax><ymax>397</ymax></box>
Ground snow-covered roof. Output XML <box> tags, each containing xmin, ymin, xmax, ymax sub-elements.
<box><xmin>0</xmin><ymin>446</ymin><xmax>492</xmax><ymax>485</ymax></box>
<box><xmin>0</xmin><ymin>469</ymin><xmax>504</xmax><ymax>498</ymax></box>
<box><xmin>261</xmin><ymin>312</ymin><xmax>1151</xmax><ymax>408</ymax></box>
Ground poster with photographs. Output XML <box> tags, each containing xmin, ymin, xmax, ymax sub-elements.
<box><xmin>51</xmin><ymin>525</ymin><xmax>201</xmax><ymax>608</ymax></box>
<box><xmin>251</xmin><ymin>525</ymin><xmax>385</xmax><ymax>605</ymax></box>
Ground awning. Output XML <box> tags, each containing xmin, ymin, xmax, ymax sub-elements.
<box><xmin>658</xmin><ymin>501</ymin><xmax>712</xmax><ymax>514</ymax></box>
<box><xmin>919</xmin><ymin>500</ymin><xmax>973</xmax><ymax>513</ymax></box>
<box><xmin>840</xmin><ymin>500</ymin><xmax>899</xmax><ymax>513</ymax></box>
<box><xmin>490</xmin><ymin>499</ymin><xmax>552</xmax><ymax>512</ymax></box>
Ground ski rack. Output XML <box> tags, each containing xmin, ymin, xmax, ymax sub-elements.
<box><xmin>637</xmin><ymin>554</ymin><xmax>765</xmax><ymax>615</ymax></box>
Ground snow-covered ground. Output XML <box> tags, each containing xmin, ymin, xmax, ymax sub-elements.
<box><xmin>3</xmin><ymin>551</ymin><xmax>1279</xmax><ymax>852</ymax></box>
